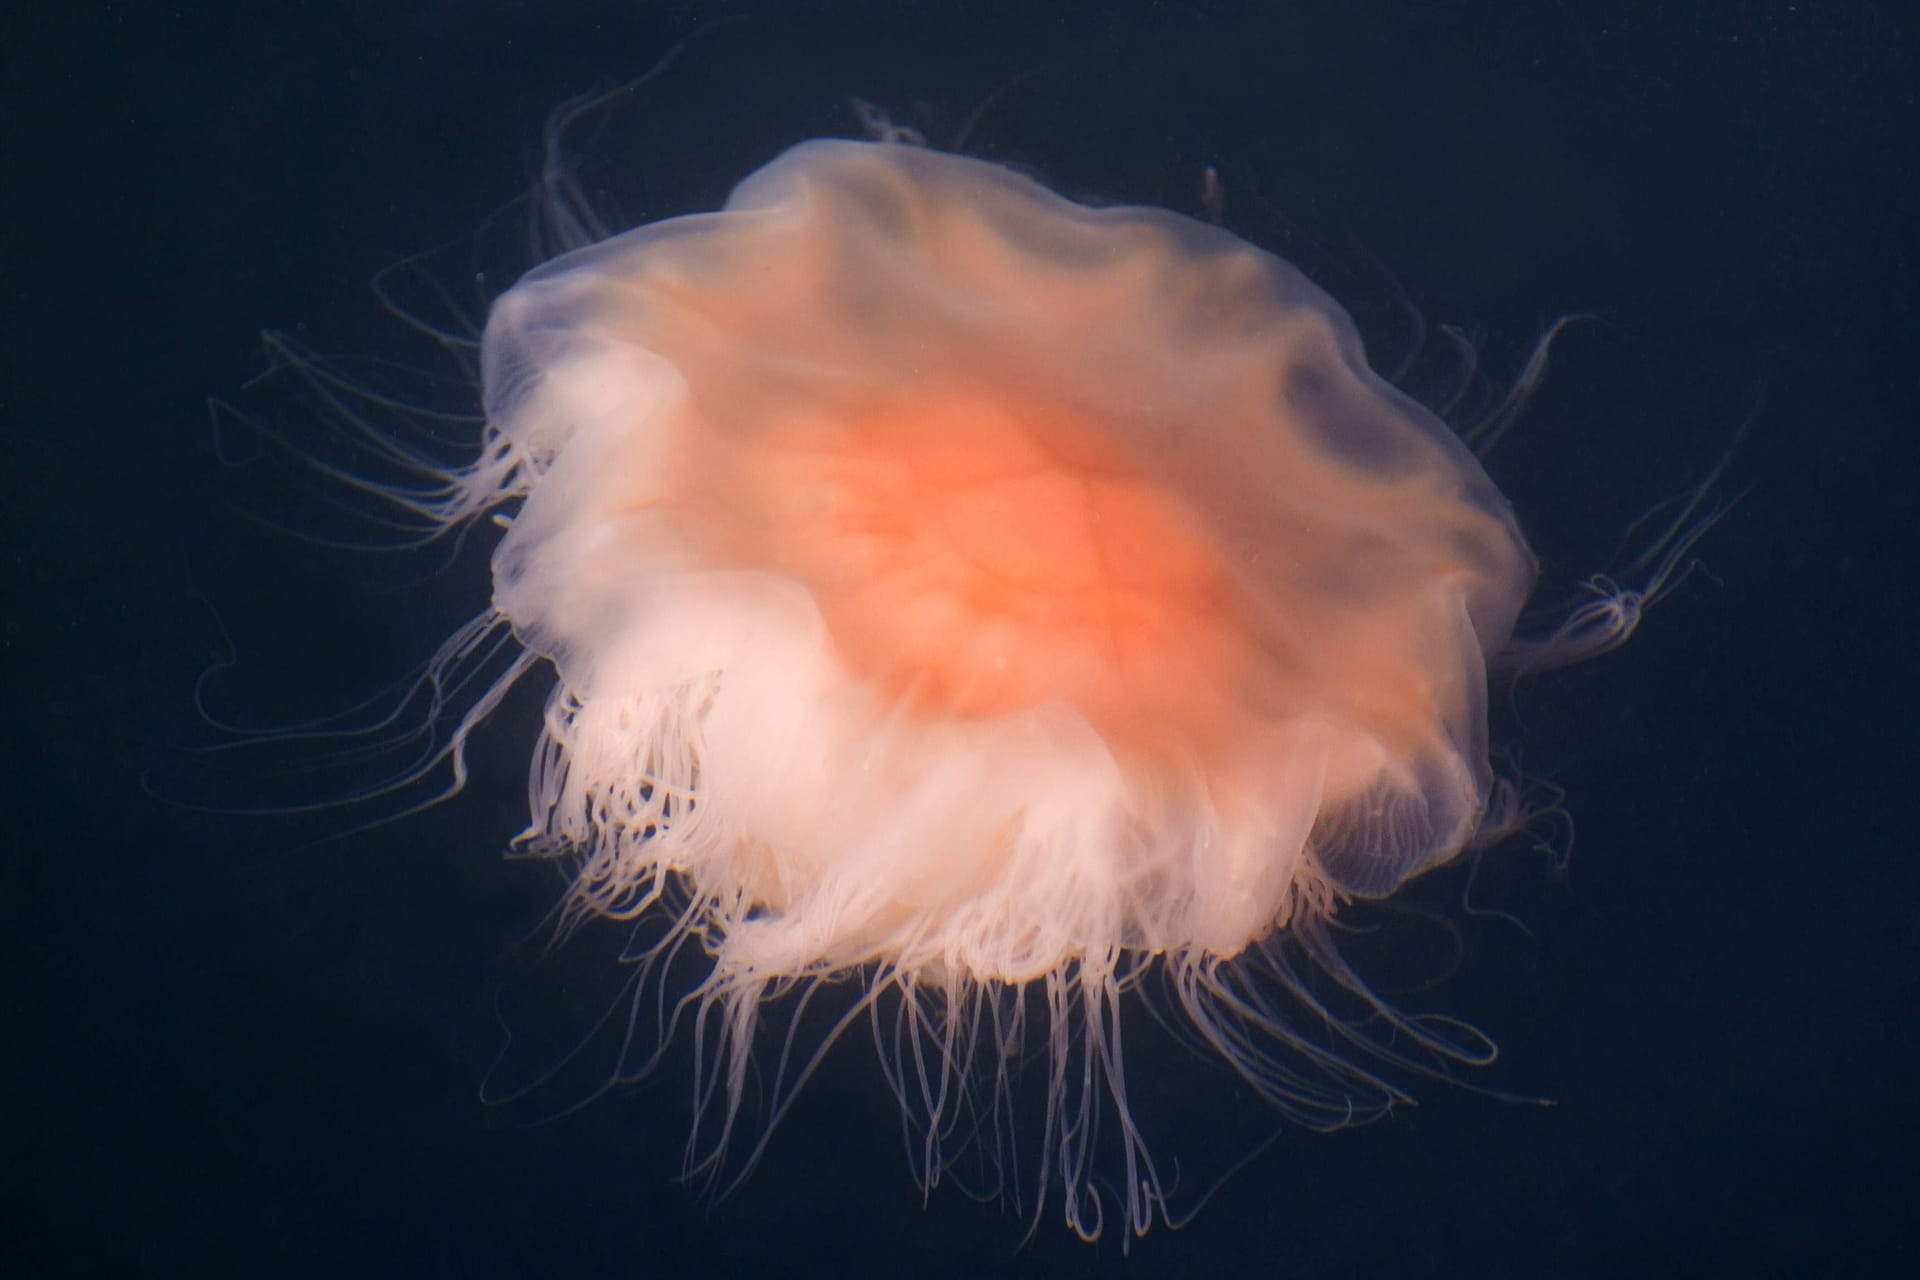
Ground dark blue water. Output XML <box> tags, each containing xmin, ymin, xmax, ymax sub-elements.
<box><xmin>7</xmin><ymin>2</ymin><xmax>1912</xmax><ymax>1275</ymax></box>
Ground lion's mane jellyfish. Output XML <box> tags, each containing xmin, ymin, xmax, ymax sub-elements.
<box><xmin>394</xmin><ymin>137</ymin><xmax>1690</xmax><ymax>1240</ymax></box>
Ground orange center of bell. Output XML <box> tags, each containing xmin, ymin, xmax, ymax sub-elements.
<box><xmin>682</xmin><ymin>397</ymin><xmax>1259</xmax><ymax>751</ymax></box>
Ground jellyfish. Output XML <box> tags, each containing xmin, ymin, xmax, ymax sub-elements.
<box><xmin>356</xmin><ymin>134</ymin><xmax>1716</xmax><ymax>1242</ymax></box>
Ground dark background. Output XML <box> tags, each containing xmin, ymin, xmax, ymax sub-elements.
<box><xmin>5</xmin><ymin>2</ymin><xmax>1914</xmax><ymax>1276</ymax></box>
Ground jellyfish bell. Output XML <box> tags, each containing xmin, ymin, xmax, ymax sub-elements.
<box><xmin>294</xmin><ymin>123</ymin><xmax>1720</xmax><ymax>1243</ymax></box>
